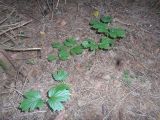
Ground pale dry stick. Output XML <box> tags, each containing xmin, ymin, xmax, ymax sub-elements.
<box><xmin>0</xmin><ymin>22</ymin><xmax>20</xmax><ymax>28</ymax></box>
<box><xmin>4</xmin><ymin>47</ymin><xmax>41</xmax><ymax>52</ymax></box>
<box><xmin>4</xmin><ymin>86</ymin><xmax>23</xmax><ymax>96</ymax></box>
<box><xmin>113</xmin><ymin>18</ymin><xmax>132</xmax><ymax>26</ymax></box>
<box><xmin>46</xmin><ymin>0</ymin><xmax>52</xmax><ymax>11</ymax></box>
<box><xmin>0</xmin><ymin>9</ymin><xmax>15</xmax><ymax>25</ymax></box>
<box><xmin>4</xmin><ymin>47</ymin><xmax>42</xmax><ymax>58</ymax></box>
<box><xmin>51</xmin><ymin>0</ymin><xmax>54</xmax><ymax>20</ymax></box>
<box><xmin>55</xmin><ymin>0</ymin><xmax>60</xmax><ymax>9</ymax></box>
<box><xmin>0</xmin><ymin>20</ymin><xmax>32</xmax><ymax>36</ymax></box>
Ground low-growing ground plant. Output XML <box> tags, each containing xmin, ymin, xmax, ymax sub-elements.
<box><xmin>19</xmin><ymin>15</ymin><xmax>126</xmax><ymax>113</ymax></box>
<box><xmin>48</xmin><ymin>15</ymin><xmax>126</xmax><ymax>61</ymax></box>
<box><xmin>19</xmin><ymin>70</ymin><xmax>71</xmax><ymax>112</ymax></box>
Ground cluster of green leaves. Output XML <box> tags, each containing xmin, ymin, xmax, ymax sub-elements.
<box><xmin>48</xmin><ymin>37</ymin><xmax>84</xmax><ymax>61</ymax></box>
<box><xmin>89</xmin><ymin>16</ymin><xmax>125</xmax><ymax>38</ymax></box>
<box><xmin>47</xmin><ymin>16</ymin><xmax>126</xmax><ymax>62</ymax></box>
<box><xmin>19</xmin><ymin>69</ymin><xmax>71</xmax><ymax>112</ymax></box>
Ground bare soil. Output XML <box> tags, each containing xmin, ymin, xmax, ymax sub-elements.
<box><xmin>0</xmin><ymin>0</ymin><xmax>160</xmax><ymax>120</ymax></box>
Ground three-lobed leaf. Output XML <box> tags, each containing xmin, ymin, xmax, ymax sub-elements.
<box><xmin>108</xmin><ymin>28</ymin><xmax>126</xmax><ymax>38</ymax></box>
<box><xmin>63</xmin><ymin>38</ymin><xmax>77</xmax><ymax>47</ymax></box>
<box><xmin>98</xmin><ymin>37</ymin><xmax>115</xmax><ymax>49</ymax></box>
<box><xmin>101</xmin><ymin>16</ymin><xmax>112</xmax><ymax>23</ymax></box>
<box><xmin>47</xmin><ymin>83</ymin><xmax>71</xmax><ymax>111</ymax></box>
<box><xmin>52</xmin><ymin>69</ymin><xmax>69</xmax><ymax>81</ymax></box>
<box><xmin>89</xmin><ymin>19</ymin><xmax>100</xmax><ymax>26</ymax></box>
<box><xmin>58</xmin><ymin>50</ymin><xmax>70</xmax><ymax>61</ymax></box>
<box><xmin>19</xmin><ymin>90</ymin><xmax>44</xmax><ymax>112</ymax></box>
<box><xmin>52</xmin><ymin>42</ymin><xmax>63</xmax><ymax>49</ymax></box>
<box><xmin>70</xmin><ymin>45</ymin><xmax>84</xmax><ymax>55</ymax></box>
<box><xmin>49</xmin><ymin>83</ymin><xmax>70</xmax><ymax>94</ymax></box>
<box><xmin>81</xmin><ymin>39</ymin><xmax>98</xmax><ymax>51</ymax></box>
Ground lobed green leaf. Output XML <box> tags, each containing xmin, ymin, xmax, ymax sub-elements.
<box><xmin>52</xmin><ymin>69</ymin><xmax>69</xmax><ymax>81</ymax></box>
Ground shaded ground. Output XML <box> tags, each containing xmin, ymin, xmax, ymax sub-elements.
<box><xmin>0</xmin><ymin>0</ymin><xmax>160</xmax><ymax>120</ymax></box>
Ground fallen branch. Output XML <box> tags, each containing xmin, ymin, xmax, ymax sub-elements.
<box><xmin>113</xmin><ymin>18</ymin><xmax>132</xmax><ymax>26</ymax></box>
<box><xmin>4</xmin><ymin>47</ymin><xmax>41</xmax><ymax>52</ymax></box>
<box><xmin>0</xmin><ymin>20</ymin><xmax>32</xmax><ymax>36</ymax></box>
<box><xmin>56</xmin><ymin>0</ymin><xmax>60</xmax><ymax>9</ymax></box>
<box><xmin>4</xmin><ymin>47</ymin><xmax>42</xmax><ymax>58</ymax></box>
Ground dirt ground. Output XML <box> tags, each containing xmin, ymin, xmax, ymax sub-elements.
<box><xmin>0</xmin><ymin>0</ymin><xmax>160</xmax><ymax>120</ymax></box>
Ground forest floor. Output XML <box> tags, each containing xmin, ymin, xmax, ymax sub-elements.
<box><xmin>0</xmin><ymin>0</ymin><xmax>160</xmax><ymax>120</ymax></box>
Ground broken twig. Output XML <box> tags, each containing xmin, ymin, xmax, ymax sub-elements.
<box><xmin>0</xmin><ymin>20</ymin><xmax>32</xmax><ymax>36</ymax></box>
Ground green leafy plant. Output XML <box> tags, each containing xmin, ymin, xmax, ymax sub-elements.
<box><xmin>47</xmin><ymin>54</ymin><xmax>57</xmax><ymax>62</ymax></box>
<box><xmin>19</xmin><ymin>83</ymin><xmax>71</xmax><ymax>112</ymax></box>
<box><xmin>52</xmin><ymin>69</ymin><xmax>69</xmax><ymax>81</ymax></box>
<box><xmin>47</xmin><ymin>83</ymin><xmax>71</xmax><ymax>111</ymax></box>
<box><xmin>58</xmin><ymin>50</ymin><xmax>70</xmax><ymax>61</ymax></box>
<box><xmin>81</xmin><ymin>39</ymin><xmax>98</xmax><ymax>51</ymax></box>
<box><xmin>70</xmin><ymin>45</ymin><xmax>84</xmax><ymax>55</ymax></box>
<box><xmin>63</xmin><ymin>38</ymin><xmax>77</xmax><ymax>47</ymax></box>
<box><xmin>98</xmin><ymin>37</ymin><xmax>115</xmax><ymax>50</ymax></box>
<box><xmin>100</xmin><ymin>16</ymin><xmax>112</xmax><ymax>24</ymax></box>
<box><xmin>90</xmin><ymin>20</ymin><xmax>107</xmax><ymax>33</ymax></box>
<box><xmin>108</xmin><ymin>28</ymin><xmax>125</xmax><ymax>39</ymax></box>
<box><xmin>19</xmin><ymin>90</ymin><xmax>44</xmax><ymax>112</ymax></box>
<box><xmin>48</xmin><ymin>16</ymin><xmax>126</xmax><ymax>61</ymax></box>
<box><xmin>52</xmin><ymin>42</ymin><xmax>63</xmax><ymax>49</ymax></box>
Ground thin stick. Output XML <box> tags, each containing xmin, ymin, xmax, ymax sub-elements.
<box><xmin>4</xmin><ymin>86</ymin><xmax>23</xmax><ymax>96</ymax></box>
<box><xmin>51</xmin><ymin>0</ymin><xmax>54</xmax><ymax>20</ymax></box>
<box><xmin>46</xmin><ymin>0</ymin><xmax>52</xmax><ymax>11</ymax></box>
<box><xmin>56</xmin><ymin>0</ymin><xmax>60</xmax><ymax>9</ymax></box>
<box><xmin>0</xmin><ymin>20</ymin><xmax>32</xmax><ymax>36</ymax></box>
<box><xmin>4</xmin><ymin>47</ymin><xmax>41</xmax><ymax>52</ymax></box>
<box><xmin>0</xmin><ymin>9</ymin><xmax>15</xmax><ymax>25</ymax></box>
<box><xmin>113</xmin><ymin>18</ymin><xmax>132</xmax><ymax>26</ymax></box>
<box><xmin>0</xmin><ymin>22</ymin><xmax>20</xmax><ymax>28</ymax></box>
